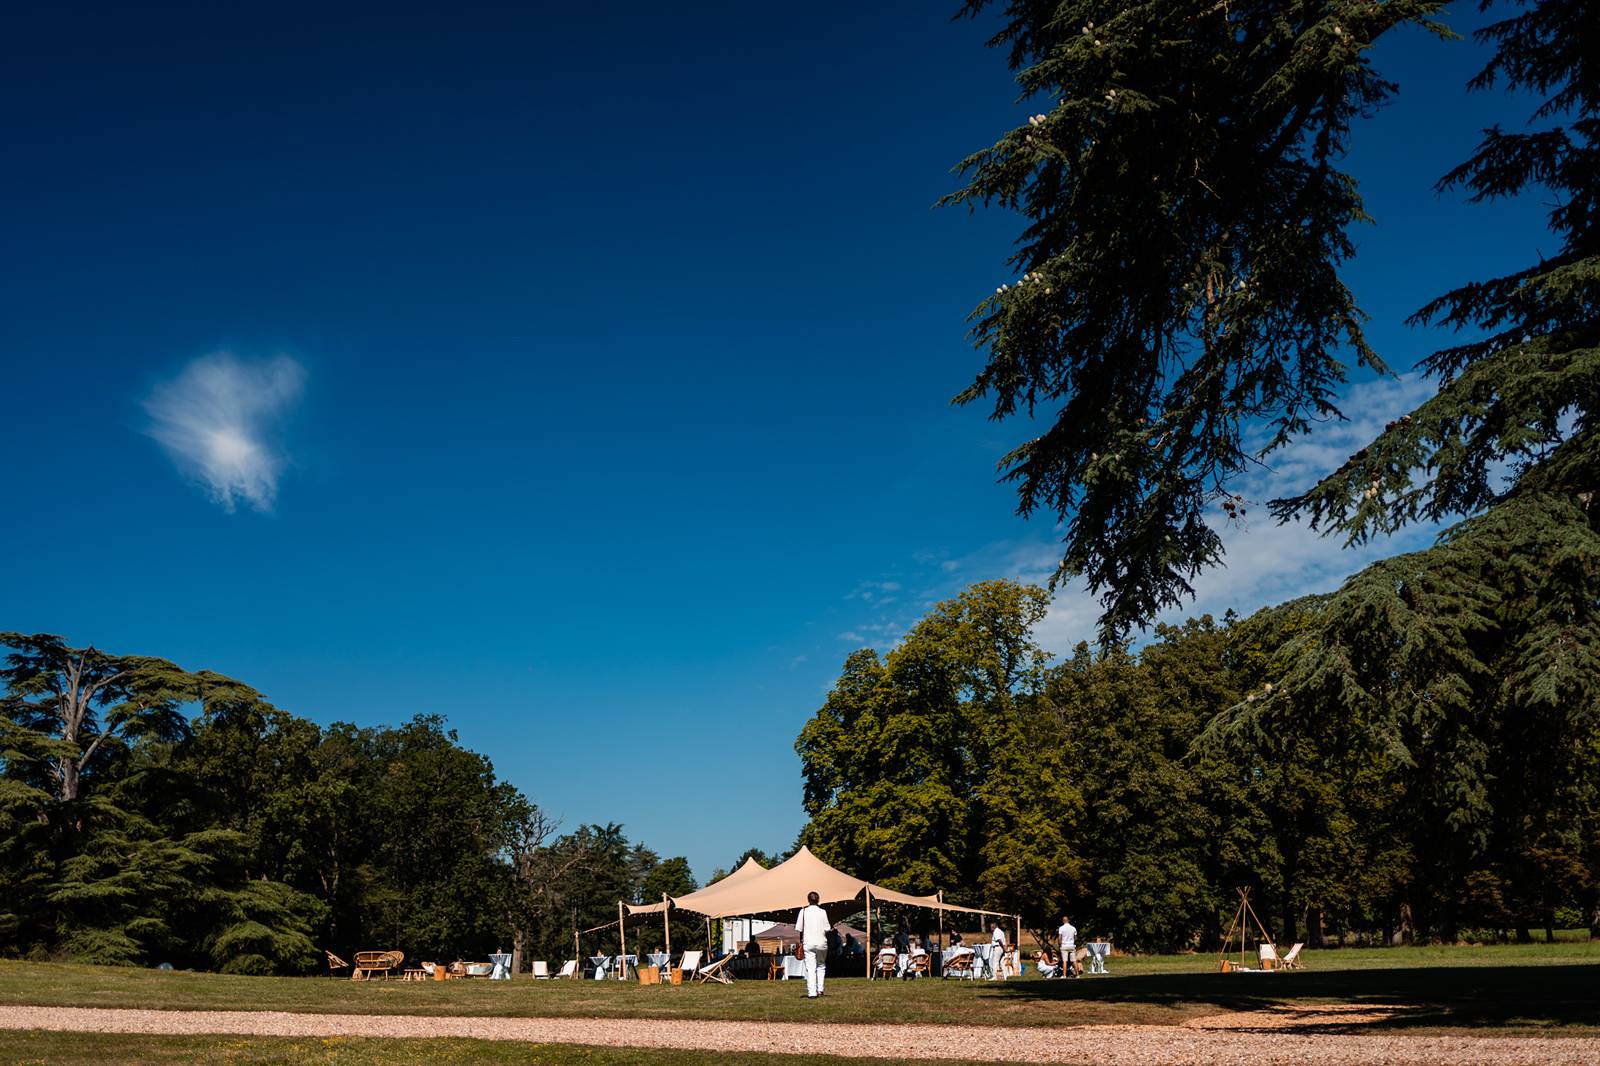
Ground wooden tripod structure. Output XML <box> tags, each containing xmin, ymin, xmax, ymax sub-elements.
<box><xmin>1218</xmin><ymin>887</ymin><xmax>1277</xmax><ymax>972</ymax></box>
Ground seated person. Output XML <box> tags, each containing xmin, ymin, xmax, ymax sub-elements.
<box><xmin>1035</xmin><ymin>948</ymin><xmax>1059</xmax><ymax>978</ymax></box>
<box><xmin>742</xmin><ymin>939</ymin><xmax>762</xmax><ymax>958</ymax></box>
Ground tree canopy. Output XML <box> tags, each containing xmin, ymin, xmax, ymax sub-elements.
<box><xmin>800</xmin><ymin>578</ymin><xmax>1600</xmax><ymax>949</ymax></box>
<box><xmin>950</xmin><ymin>0</ymin><xmax>1594</xmax><ymax>644</ymax></box>
<box><xmin>0</xmin><ymin>633</ymin><xmax>700</xmax><ymax>973</ymax></box>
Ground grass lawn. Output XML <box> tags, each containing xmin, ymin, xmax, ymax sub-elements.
<box><xmin>1</xmin><ymin>940</ymin><xmax>1597</xmax><ymax>1033</ymax></box>
<box><xmin>0</xmin><ymin>1031</ymin><xmax>924</xmax><ymax>1066</ymax></box>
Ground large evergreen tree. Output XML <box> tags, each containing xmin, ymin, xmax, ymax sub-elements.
<box><xmin>948</xmin><ymin>0</ymin><xmax>1444</xmax><ymax>641</ymax></box>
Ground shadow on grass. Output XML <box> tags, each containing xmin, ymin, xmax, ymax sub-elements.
<box><xmin>987</xmin><ymin>965</ymin><xmax>1600</xmax><ymax>1031</ymax></box>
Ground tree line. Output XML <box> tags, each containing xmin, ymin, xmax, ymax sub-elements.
<box><xmin>0</xmin><ymin>633</ymin><xmax>704</xmax><ymax>974</ymax></box>
<box><xmin>798</xmin><ymin>577</ymin><xmax>1600</xmax><ymax>953</ymax></box>
<box><xmin>872</xmin><ymin>0</ymin><xmax>1599</xmax><ymax>954</ymax></box>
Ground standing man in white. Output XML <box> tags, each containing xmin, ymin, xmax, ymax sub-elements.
<box><xmin>1057</xmin><ymin>913</ymin><xmax>1078</xmax><ymax>978</ymax></box>
<box><xmin>795</xmin><ymin>890</ymin><xmax>829</xmax><ymax>999</ymax></box>
<box><xmin>989</xmin><ymin>921</ymin><xmax>1009</xmax><ymax>980</ymax></box>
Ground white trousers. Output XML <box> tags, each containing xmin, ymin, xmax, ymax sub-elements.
<box><xmin>803</xmin><ymin>947</ymin><xmax>827</xmax><ymax>997</ymax></box>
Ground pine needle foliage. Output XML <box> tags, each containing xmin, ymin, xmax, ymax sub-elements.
<box><xmin>1213</xmin><ymin>493</ymin><xmax>1600</xmax><ymax>937</ymax></box>
<box><xmin>1275</xmin><ymin>0</ymin><xmax>1599</xmax><ymax>539</ymax></box>
<box><xmin>948</xmin><ymin>0</ymin><xmax>1446</xmax><ymax>642</ymax></box>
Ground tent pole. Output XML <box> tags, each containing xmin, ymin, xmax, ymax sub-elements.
<box><xmin>663</xmin><ymin>893</ymin><xmax>671</xmax><ymax>963</ymax></box>
<box><xmin>1218</xmin><ymin>893</ymin><xmax>1243</xmax><ymax>970</ymax></box>
<box><xmin>865</xmin><ymin>889</ymin><xmax>873</xmax><ymax>981</ymax></box>
<box><xmin>618</xmin><ymin>901</ymin><xmax>627</xmax><ymax>981</ymax></box>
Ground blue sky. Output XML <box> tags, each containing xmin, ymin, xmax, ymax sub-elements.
<box><xmin>2</xmin><ymin>2</ymin><xmax>1551</xmax><ymax>880</ymax></box>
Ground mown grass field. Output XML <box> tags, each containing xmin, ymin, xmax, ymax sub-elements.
<box><xmin>0</xmin><ymin>1032</ymin><xmax>923</xmax><ymax>1066</ymax></box>
<box><xmin>1</xmin><ymin>939</ymin><xmax>1597</xmax><ymax>1033</ymax></box>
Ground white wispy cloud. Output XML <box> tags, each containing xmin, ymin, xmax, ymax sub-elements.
<box><xmin>1030</xmin><ymin>373</ymin><xmax>1445</xmax><ymax>650</ymax></box>
<box><xmin>144</xmin><ymin>352</ymin><xmax>306</xmax><ymax>512</ymax></box>
<box><xmin>838</xmin><ymin>373</ymin><xmax>1448</xmax><ymax>656</ymax></box>
<box><xmin>845</xmin><ymin>580</ymin><xmax>903</xmax><ymax>603</ymax></box>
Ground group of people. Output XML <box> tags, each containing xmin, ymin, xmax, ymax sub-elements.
<box><xmin>793</xmin><ymin>892</ymin><xmax>1095</xmax><ymax>998</ymax></box>
<box><xmin>1036</xmin><ymin>914</ymin><xmax>1084</xmax><ymax>979</ymax></box>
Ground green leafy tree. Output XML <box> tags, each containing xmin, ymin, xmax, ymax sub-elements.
<box><xmin>637</xmin><ymin>855</ymin><xmax>699</xmax><ymax>954</ymax></box>
<box><xmin>799</xmin><ymin>581</ymin><xmax>1083</xmax><ymax>925</ymax></box>
<box><xmin>355</xmin><ymin>715</ymin><xmax>517</xmax><ymax>960</ymax></box>
<box><xmin>1043</xmin><ymin>621</ymin><xmax>1253</xmax><ymax>951</ymax></box>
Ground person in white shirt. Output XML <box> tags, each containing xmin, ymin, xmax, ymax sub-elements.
<box><xmin>1057</xmin><ymin>914</ymin><xmax>1078</xmax><ymax>978</ymax></box>
<box><xmin>795</xmin><ymin>891</ymin><xmax>830</xmax><ymax>999</ymax></box>
<box><xmin>989</xmin><ymin>921</ymin><xmax>1009</xmax><ymax>980</ymax></box>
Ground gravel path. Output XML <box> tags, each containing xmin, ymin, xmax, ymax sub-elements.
<box><xmin>1</xmin><ymin>1004</ymin><xmax>1595</xmax><ymax>1065</ymax></box>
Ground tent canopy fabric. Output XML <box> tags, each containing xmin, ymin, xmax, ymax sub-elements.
<box><xmin>625</xmin><ymin>846</ymin><xmax>1012</xmax><ymax>921</ymax></box>
<box><xmin>625</xmin><ymin>855</ymin><xmax>767</xmax><ymax>916</ymax></box>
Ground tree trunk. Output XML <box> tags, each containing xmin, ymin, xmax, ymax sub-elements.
<box><xmin>59</xmin><ymin>758</ymin><xmax>80</xmax><ymax>804</ymax></box>
<box><xmin>1306</xmin><ymin>906</ymin><xmax>1324</xmax><ymax>949</ymax></box>
<box><xmin>512</xmin><ymin>927</ymin><xmax>525</xmax><ymax>976</ymax></box>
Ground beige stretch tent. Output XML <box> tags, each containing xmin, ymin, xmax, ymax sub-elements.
<box><xmin>628</xmin><ymin>854</ymin><xmax>768</xmax><ymax>916</ymax></box>
<box><xmin>624</xmin><ymin>846</ymin><xmax>1012</xmax><ymax>978</ymax></box>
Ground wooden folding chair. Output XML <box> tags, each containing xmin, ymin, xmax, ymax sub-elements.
<box><xmin>673</xmin><ymin>950</ymin><xmax>703</xmax><ymax>984</ymax></box>
<box><xmin>694</xmin><ymin>952</ymin><xmax>735</xmax><ymax>984</ymax></box>
<box><xmin>531</xmin><ymin>961</ymin><xmax>550</xmax><ymax>979</ymax></box>
<box><xmin>1280</xmin><ymin>942</ymin><xmax>1305</xmax><ymax>970</ymax></box>
<box><xmin>325</xmin><ymin>950</ymin><xmax>350</xmax><ymax>977</ymax></box>
<box><xmin>557</xmin><ymin>959</ymin><xmax>578</xmax><ymax>978</ymax></box>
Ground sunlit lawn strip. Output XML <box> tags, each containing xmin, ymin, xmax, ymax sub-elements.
<box><xmin>0</xmin><ymin>940</ymin><xmax>1596</xmax><ymax>1032</ymax></box>
<box><xmin>0</xmin><ymin>1030</ymin><xmax>932</xmax><ymax>1066</ymax></box>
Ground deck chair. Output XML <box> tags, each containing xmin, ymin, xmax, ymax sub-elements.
<box><xmin>1280</xmin><ymin>943</ymin><xmax>1304</xmax><ymax>970</ymax></box>
<box><xmin>325</xmin><ymin>950</ymin><xmax>350</xmax><ymax>977</ymax></box>
<box><xmin>531</xmin><ymin>961</ymin><xmax>550</xmax><ymax>979</ymax></box>
<box><xmin>694</xmin><ymin>952</ymin><xmax>735</xmax><ymax>984</ymax></box>
<box><xmin>557</xmin><ymin>959</ymin><xmax>578</xmax><ymax>979</ymax></box>
<box><xmin>1258</xmin><ymin>943</ymin><xmax>1280</xmax><ymax>970</ymax></box>
<box><xmin>942</xmin><ymin>951</ymin><xmax>974</xmax><ymax>978</ymax></box>
<box><xmin>875</xmin><ymin>950</ymin><xmax>898</xmax><ymax>978</ymax></box>
<box><xmin>673</xmin><ymin>950</ymin><xmax>703</xmax><ymax>983</ymax></box>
